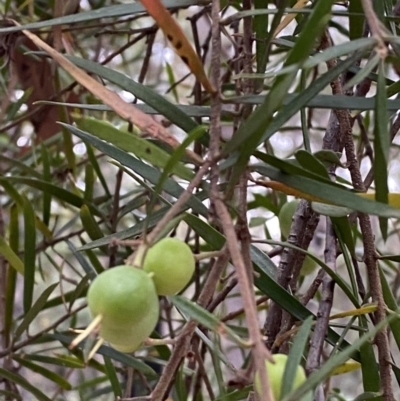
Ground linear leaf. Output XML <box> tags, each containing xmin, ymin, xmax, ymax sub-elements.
<box><xmin>222</xmin><ymin>0</ymin><xmax>334</xmax><ymax>165</ymax></box>
<box><xmin>0</xmin><ymin>236</ymin><xmax>24</xmax><ymax>274</ymax></box>
<box><xmin>374</xmin><ymin>60</ymin><xmax>389</xmax><ymax>239</ymax></box>
<box><xmin>12</xmin><ymin>356</ymin><xmax>72</xmax><ymax>390</ymax></box>
<box><xmin>62</xmin><ymin>123</ymin><xmax>208</xmax><ymax>216</ymax></box>
<box><xmin>50</xmin><ymin>333</ymin><xmax>157</xmax><ymax>376</ymax></box>
<box><xmin>14</xmin><ymin>283</ymin><xmax>58</xmax><ymax>339</ymax></box>
<box><xmin>18</xmin><ymin>353</ymin><xmax>85</xmax><ymax>368</ymax></box>
<box><xmin>104</xmin><ymin>356</ymin><xmax>122</xmax><ymax>398</ymax></box>
<box><xmin>75</xmin><ymin>116</ymin><xmax>194</xmax><ymax>180</ymax></box>
<box><xmin>283</xmin><ymin>312</ymin><xmax>397</xmax><ymax>401</ymax></box>
<box><xmin>358</xmin><ymin>316</ymin><xmax>381</xmax><ymax>398</ymax></box>
<box><xmin>22</xmin><ymin>196</ymin><xmax>36</xmax><ymax>313</ymax></box>
<box><xmin>253</xmin><ymin>164</ymin><xmax>400</xmax><ymax>219</ymax></box>
<box><xmin>281</xmin><ymin>316</ymin><xmax>313</xmax><ymax>399</ymax></box>
<box><xmin>0</xmin><ymin>1</ymin><xmax>204</xmax><ymax>32</ymax></box>
<box><xmin>0</xmin><ymin>367</ymin><xmax>52</xmax><ymax>401</ymax></box>
<box><xmin>379</xmin><ymin>266</ymin><xmax>400</xmax><ymax>352</ymax></box>
<box><xmin>3</xmin><ymin>177</ymin><xmax>100</xmax><ymax>215</ymax></box>
<box><xmin>171</xmin><ymin>295</ymin><xmax>243</xmax><ymax>345</ymax></box>
<box><xmin>183</xmin><ymin>213</ymin><xmax>355</xmax><ymax>355</ymax></box>
<box><xmin>68</xmin><ymin>56</ymin><xmax>198</xmax><ymax>134</ymax></box>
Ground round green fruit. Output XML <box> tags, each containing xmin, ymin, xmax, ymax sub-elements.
<box><xmin>87</xmin><ymin>265</ymin><xmax>159</xmax><ymax>351</ymax></box>
<box><xmin>278</xmin><ymin>200</ymin><xmax>300</xmax><ymax>239</ymax></box>
<box><xmin>100</xmin><ymin>312</ymin><xmax>157</xmax><ymax>353</ymax></box>
<box><xmin>255</xmin><ymin>354</ymin><xmax>311</xmax><ymax>401</ymax></box>
<box><xmin>143</xmin><ymin>238</ymin><xmax>195</xmax><ymax>296</ymax></box>
<box><xmin>300</xmin><ymin>255</ymin><xmax>318</xmax><ymax>276</ymax></box>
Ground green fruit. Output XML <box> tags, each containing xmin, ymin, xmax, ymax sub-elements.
<box><xmin>87</xmin><ymin>265</ymin><xmax>159</xmax><ymax>352</ymax></box>
<box><xmin>278</xmin><ymin>200</ymin><xmax>300</xmax><ymax>239</ymax></box>
<box><xmin>255</xmin><ymin>354</ymin><xmax>311</xmax><ymax>401</ymax></box>
<box><xmin>300</xmin><ymin>255</ymin><xmax>318</xmax><ymax>276</ymax></box>
<box><xmin>143</xmin><ymin>238</ymin><xmax>195</xmax><ymax>296</ymax></box>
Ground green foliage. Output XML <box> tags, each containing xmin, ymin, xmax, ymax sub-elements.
<box><xmin>0</xmin><ymin>1</ymin><xmax>400</xmax><ymax>400</ymax></box>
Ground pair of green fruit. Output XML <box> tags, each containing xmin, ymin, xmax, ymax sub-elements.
<box><xmin>87</xmin><ymin>238</ymin><xmax>195</xmax><ymax>352</ymax></box>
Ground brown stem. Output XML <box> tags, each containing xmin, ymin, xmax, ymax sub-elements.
<box><xmin>150</xmin><ymin>250</ymin><xmax>230</xmax><ymax>401</ymax></box>
<box><xmin>214</xmin><ymin>198</ymin><xmax>273</xmax><ymax>401</ymax></box>
<box><xmin>306</xmin><ymin>220</ymin><xmax>336</xmax><ymax>374</ymax></box>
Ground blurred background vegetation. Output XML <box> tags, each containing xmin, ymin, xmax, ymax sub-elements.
<box><xmin>1</xmin><ymin>1</ymin><xmax>400</xmax><ymax>400</ymax></box>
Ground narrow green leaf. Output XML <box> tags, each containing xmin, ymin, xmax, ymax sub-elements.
<box><xmin>171</xmin><ymin>295</ymin><xmax>244</xmax><ymax>345</ymax></box>
<box><xmin>222</xmin><ymin>0</ymin><xmax>334</xmax><ymax>163</ymax></box>
<box><xmin>295</xmin><ymin>150</ymin><xmax>330</xmax><ymax>179</ymax></box>
<box><xmin>22</xmin><ymin>196</ymin><xmax>36</xmax><ymax>314</ymax></box>
<box><xmin>4</xmin><ymin>205</ymin><xmax>19</xmax><ymax>345</ymax></box>
<box><xmin>349</xmin><ymin>0</ymin><xmax>365</xmax><ymax>40</ymax></box>
<box><xmin>331</xmin><ymin>216</ymin><xmax>355</xmax><ymax>255</ymax></box>
<box><xmin>281</xmin><ymin>316</ymin><xmax>313</xmax><ymax>399</ymax></box>
<box><xmin>34</xmin><ymin>100</ymin><xmax>219</xmax><ymax>118</ymax></box>
<box><xmin>43</xmin><ymin>287</ymin><xmax>88</xmax><ymax>310</ymax></box>
<box><xmin>62</xmin><ymin>123</ymin><xmax>208</xmax><ymax>216</ymax></box>
<box><xmin>0</xmin><ymin>1</ymin><xmax>203</xmax><ymax>32</ymax></box>
<box><xmin>224</xmin><ymin>90</ymin><xmax>400</xmax><ymax>111</ymax></box>
<box><xmin>50</xmin><ymin>333</ymin><xmax>157</xmax><ymax>376</ymax></box>
<box><xmin>374</xmin><ymin>60</ymin><xmax>389</xmax><ymax>239</ymax></box>
<box><xmin>165</xmin><ymin>62</ymin><xmax>179</xmax><ymax>102</ymax></box>
<box><xmin>12</xmin><ymin>356</ymin><xmax>72</xmax><ymax>390</ymax></box>
<box><xmin>379</xmin><ymin>266</ymin><xmax>400</xmax><ymax>352</ymax></box>
<box><xmin>343</xmin><ymin>53</ymin><xmax>380</xmax><ymax>90</ymax></box>
<box><xmin>282</xmin><ymin>312</ymin><xmax>397</xmax><ymax>401</ymax></box>
<box><xmin>184</xmin><ymin>213</ymin><xmax>226</xmax><ymax>249</ymax></box>
<box><xmin>353</xmin><ymin>393</ymin><xmax>383</xmax><ymax>401</ymax></box>
<box><xmin>3</xmin><ymin>177</ymin><xmax>100</xmax><ymax>215</ymax></box>
<box><xmin>86</xmin><ymin>142</ymin><xmax>111</xmax><ymax>197</ymax></box>
<box><xmin>104</xmin><ymin>356</ymin><xmax>122</xmax><ymax>398</ymax></box>
<box><xmin>0</xmin><ymin>154</ymin><xmax>42</xmax><ymax>179</ymax></box>
<box><xmin>18</xmin><ymin>353</ymin><xmax>85</xmax><ymax>368</ymax></box>
<box><xmin>147</xmin><ymin>125</ymin><xmax>206</xmax><ymax>217</ymax></box>
<box><xmin>79</xmin><ymin>204</ymin><xmax>178</xmax><ymax>250</ymax></box>
<box><xmin>84</xmin><ymin>162</ymin><xmax>95</xmax><ymax>202</ymax></box>
<box><xmin>253</xmin><ymin>163</ymin><xmax>400</xmax><ymax>219</ymax></box>
<box><xmin>235</xmin><ymin>37</ymin><xmax>376</xmax><ymax>81</ymax></box>
<box><xmin>335</xmin><ymin>239</ymin><xmax>358</xmax><ymax>298</ymax></box>
<box><xmin>80</xmin><ymin>205</ymin><xmax>105</xmax><ymax>243</ymax></box>
<box><xmin>0</xmin><ymin>389</ymin><xmax>22</xmax><ymax>400</ymax></box>
<box><xmin>379</xmin><ymin>254</ymin><xmax>400</xmax><ymax>262</ymax></box>
<box><xmin>214</xmin><ymin>386</ymin><xmax>252</xmax><ymax>401</ymax></box>
<box><xmin>358</xmin><ymin>316</ymin><xmax>381</xmax><ymax>399</ymax></box>
<box><xmin>69</xmin><ymin>274</ymin><xmax>91</xmax><ymax>310</ymax></box>
<box><xmin>0</xmin><ymin>367</ymin><xmax>52</xmax><ymax>401</ymax></box>
<box><xmin>41</xmin><ymin>143</ymin><xmax>52</xmax><ymax>226</ymax></box>
<box><xmin>68</xmin><ymin>56</ymin><xmax>198</xmax><ymax>134</ymax></box>
<box><xmin>39</xmin><ymin>147</ymin><xmax>51</xmax><ymax>216</ymax></box>
<box><xmin>0</xmin><ymin>236</ymin><xmax>24</xmax><ymax>274</ymax></box>
<box><xmin>7</xmin><ymin>87</ymin><xmax>33</xmax><ymax>120</ymax></box>
<box><xmin>183</xmin><ymin>213</ymin><xmax>355</xmax><ymax>355</ymax></box>
<box><xmin>82</xmin><ymin>247</ymin><xmax>105</xmax><ymax>275</ymax></box>
<box><xmin>66</xmin><ymin>240</ymin><xmax>97</xmax><ymax>280</ymax></box>
<box><xmin>253</xmin><ymin>0</ymin><xmax>287</xmax><ymax>91</ymax></box>
<box><xmin>75</xmin><ymin>116</ymin><xmax>194</xmax><ymax>180</ymax></box>
<box><xmin>15</xmin><ymin>283</ymin><xmax>58</xmax><ymax>339</ymax></box>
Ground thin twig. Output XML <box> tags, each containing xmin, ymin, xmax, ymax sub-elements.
<box><xmin>0</xmin><ymin>304</ymin><xmax>86</xmax><ymax>358</ymax></box>
<box><xmin>150</xmin><ymin>250</ymin><xmax>230</xmax><ymax>401</ymax></box>
<box><xmin>214</xmin><ymin>198</ymin><xmax>273</xmax><ymax>401</ymax></box>
<box><xmin>360</xmin><ymin>0</ymin><xmax>387</xmax><ymax>58</ymax></box>
<box><xmin>306</xmin><ymin>219</ymin><xmax>336</xmax><ymax>374</ymax></box>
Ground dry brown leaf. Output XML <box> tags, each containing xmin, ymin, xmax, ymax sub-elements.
<box><xmin>13</xmin><ymin>21</ymin><xmax>203</xmax><ymax>165</ymax></box>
